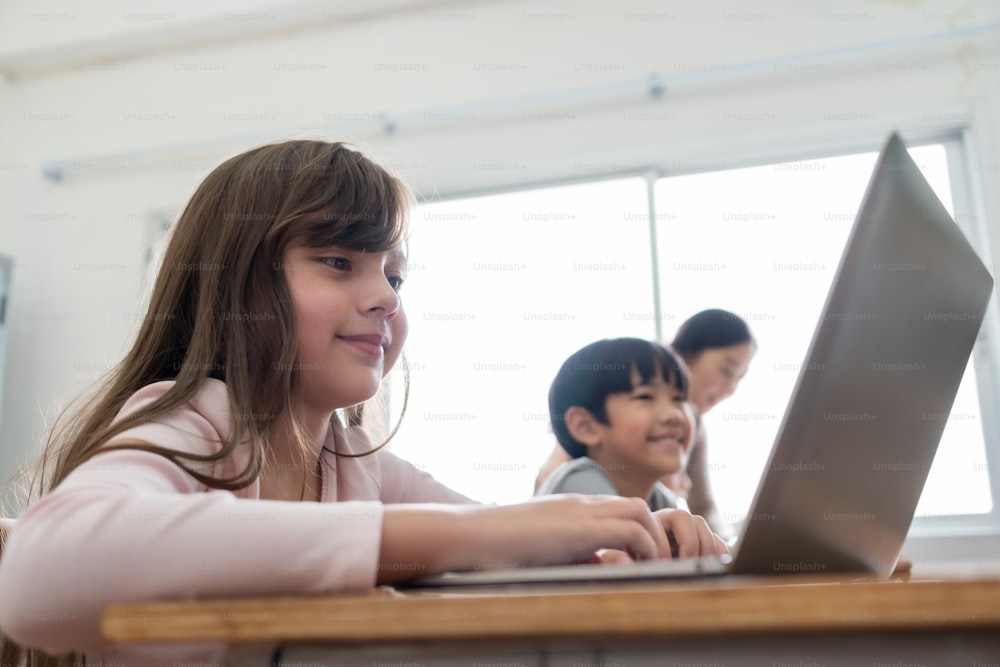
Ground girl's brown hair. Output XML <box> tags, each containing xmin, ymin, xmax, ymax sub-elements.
<box><xmin>35</xmin><ymin>139</ymin><xmax>412</xmax><ymax>497</ymax></box>
<box><xmin>5</xmin><ymin>138</ymin><xmax>412</xmax><ymax>667</ymax></box>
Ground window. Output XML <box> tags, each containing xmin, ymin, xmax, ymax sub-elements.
<box><xmin>388</xmin><ymin>139</ymin><xmax>997</xmax><ymax>530</ymax></box>
<box><xmin>653</xmin><ymin>145</ymin><xmax>992</xmax><ymax>521</ymax></box>
<box><xmin>388</xmin><ymin>178</ymin><xmax>654</xmax><ymax>500</ymax></box>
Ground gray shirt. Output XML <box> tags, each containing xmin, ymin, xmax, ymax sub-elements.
<box><xmin>535</xmin><ymin>457</ymin><xmax>679</xmax><ymax>511</ymax></box>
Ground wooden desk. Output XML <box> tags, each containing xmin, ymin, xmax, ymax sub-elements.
<box><xmin>103</xmin><ymin>571</ymin><xmax>1000</xmax><ymax>666</ymax></box>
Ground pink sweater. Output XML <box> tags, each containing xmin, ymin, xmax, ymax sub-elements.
<box><xmin>0</xmin><ymin>379</ymin><xmax>475</xmax><ymax>664</ymax></box>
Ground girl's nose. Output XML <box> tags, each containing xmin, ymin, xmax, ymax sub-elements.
<box><xmin>363</xmin><ymin>275</ymin><xmax>401</xmax><ymax>317</ymax></box>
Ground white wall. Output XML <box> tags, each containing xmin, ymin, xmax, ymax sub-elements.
<box><xmin>2</xmin><ymin>0</ymin><xmax>1000</xmax><ymax>502</ymax></box>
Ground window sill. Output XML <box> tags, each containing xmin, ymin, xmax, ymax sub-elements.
<box><xmin>903</xmin><ymin>529</ymin><xmax>1000</xmax><ymax>564</ymax></box>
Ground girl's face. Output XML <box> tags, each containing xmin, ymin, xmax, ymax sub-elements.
<box><xmin>282</xmin><ymin>240</ymin><xmax>408</xmax><ymax>417</ymax></box>
<box><xmin>685</xmin><ymin>342</ymin><xmax>755</xmax><ymax>414</ymax></box>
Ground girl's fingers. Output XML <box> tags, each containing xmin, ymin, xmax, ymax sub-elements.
<box><xmin>653</xmin><ymin>508</ymin><xmax>729</xmax><ymax>559</ymax></box>
<box><xmin>619</xmin><ymin>496</ymin><xmax>673</xmax><ymax>559</ymax></box>
<box><xmin>520</xmin><ymin>495</ymin><xmax>729</xmax><ymax>565</ymax></box>
<box><xmin>579</xmin><ymin>495</ymin><xmax>670</xmax><ymax>562</ymax></box>
<box><xmin>596</xmin><ymin>549</ymin><xmax>634</xmax><ymax>566</ymax></box>
<box><xmin>692</xmin><ymin>515</ymin><xmax>728</xmax><ymax>557</ymax></box>
<box><xmin>584</xmin><ymin>497</ymin><xmax>662</xmax><ymax>562</ymax></box>
<box><xmin>662</xmin><ymin>509</ymin><xmax>700</xmax><ymax>559</ymax></box>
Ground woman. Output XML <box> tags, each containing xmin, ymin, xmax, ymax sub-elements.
<box><xmin>535</xmin><ymin>309</ymin><xmax>756</xmax><ymax>541</ymax></box>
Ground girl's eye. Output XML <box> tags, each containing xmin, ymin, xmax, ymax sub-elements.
<box><xmin>387</xmin><ymin>275</ymin><xmax>404</xmax><ymax>291</ymax></box>
<box><xmin>635</xmin><ymin>392</ymin><xmax>654</xmax><ymax>401</ymax></box>
<box><xmin>323</xmin><ymin>257</ymin><xmax>351</xmax><ymax>271</ymax></box>
<box><xmin>720</xmin><ymin>366</ymin><xmax>735</xmax><ymax>379</ymax></box>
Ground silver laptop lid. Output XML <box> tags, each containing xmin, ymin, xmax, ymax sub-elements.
<box><xmin>732</xmin><ymin>133</ymin><xmax>994</xmax><ymax>576</ymax></box>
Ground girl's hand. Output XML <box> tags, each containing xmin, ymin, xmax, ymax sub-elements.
<box><xmin>464</xmin><ymin>494</ymin><xmax>675</xmax><ymax>569</ymax></box>
<box><xmin>380</xmin><ymin>494</ymin><xmax>675</xmax><ymax>583</ymax></box>
<box><xmin>378</xmin><ymin>496</ymin><xmax>728</xmax><ymax>584</ymax></box>
<box><xmin>653</xmin><ymin>508</ymin><xmax>730</xmax><ymax>558</ymax></box>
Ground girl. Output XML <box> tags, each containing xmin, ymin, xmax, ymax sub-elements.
<box><xmin>0</xmin><ymin>141</ymin><xmax>725</xmax><ymax>666</ymax></box>
<box><xmin>536</xmin><ymin>309</ymin><xmax>756</xmax><ymax>541</ymax></box>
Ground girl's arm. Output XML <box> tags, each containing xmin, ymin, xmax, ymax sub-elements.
<box><xmin>372</xmin><ymin>440</ymin><xmax>689</xmax><ymax>582</ymax></box>
<box><xmin>0</xmin><ymin>453</ymin><xmax>717</xmax><ymax>651</ymax></box>
<box><xmin>0</xmin><ymin>382</ymin><xmax>394</xmax><ymax>654</ymax></box>
<box><xmin>0</xmin><ymin>447</ymin><xmax>389</xmax><ymax>654</ymax></box>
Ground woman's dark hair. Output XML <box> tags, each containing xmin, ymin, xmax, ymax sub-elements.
<box><xmin>671</xmin><ymin>309</ymin><xmax>755</xmax><ymax>363</ymax></box>
<box><xmin>548</xmin><ymin>338</ymin><xmax>688</xmax><ymax>459</ymax></box>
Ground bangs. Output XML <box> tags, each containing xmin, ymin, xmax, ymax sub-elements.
<box><xmin>297</xmin><ymin>186</ymin><xmax>409</xmax><ymax>253</ymax></box>
<box><xmin>634</xmin><ymin>343</ymin><xmax>689</xmax><ymax>398</ymax></box>
<box><xmin>279</xmin><ymin>143</ymin><xmax>411</xmax><ymax>252</ymax></box>
<box><xmin>554</xmin><ymin>338</ymin><xmax>688</xmax><ymax>417</ymax></box>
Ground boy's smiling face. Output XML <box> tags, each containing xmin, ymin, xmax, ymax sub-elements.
<box><xmin>582</xmin><ymin>368</ymin><xmax>694</xmax><ymax>500</ymax></box>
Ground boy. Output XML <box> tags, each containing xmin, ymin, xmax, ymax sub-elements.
<box><xmin>536</xmin><ymin>337</ymin><xmax>693</xmax><ymax>511</ymax></box>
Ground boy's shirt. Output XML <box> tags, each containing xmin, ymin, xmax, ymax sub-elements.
<box><xmin>535</xmin><ymin>457</ymin><xmax>679</xmax><ymax>511</ymax></box>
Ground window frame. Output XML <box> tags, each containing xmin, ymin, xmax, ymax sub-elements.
<box><xmin>409</xmin><ymin>110</ymin><xmax>1000</xmax><ymax>546</ymax></box>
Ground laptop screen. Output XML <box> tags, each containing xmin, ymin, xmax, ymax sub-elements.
<box><xmin>731</xmin><ymin>133</ymin><xmax>993</xmax><ymax>576</ymax></box>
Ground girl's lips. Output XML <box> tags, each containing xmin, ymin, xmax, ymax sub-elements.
<box><xmin>339</xmin><ymin>335</ymin><xmax>386</xmax><ymax>357</ymax></box>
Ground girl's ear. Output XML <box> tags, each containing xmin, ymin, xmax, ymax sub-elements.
<box><xmin>564</xmin><ymin>406</ymin><xmax>603</xmax><ymax>448</ymax></box>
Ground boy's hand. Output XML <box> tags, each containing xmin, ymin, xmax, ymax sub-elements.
<box><xmin>653</xmin><ymin>508</ymin><xmax>730</xmax><ymax>559</ymax></box>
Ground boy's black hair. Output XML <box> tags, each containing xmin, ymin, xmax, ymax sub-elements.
<box><xmin>548</xmin><ymin>338</ymin><xmax>688</xmax><ymax>459</ymax></box>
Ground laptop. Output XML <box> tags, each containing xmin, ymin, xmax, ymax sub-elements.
<box><xmin>403</xmin><ymin>132</ymin><xmax>994</xmax><ymax>588</ymax></box>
